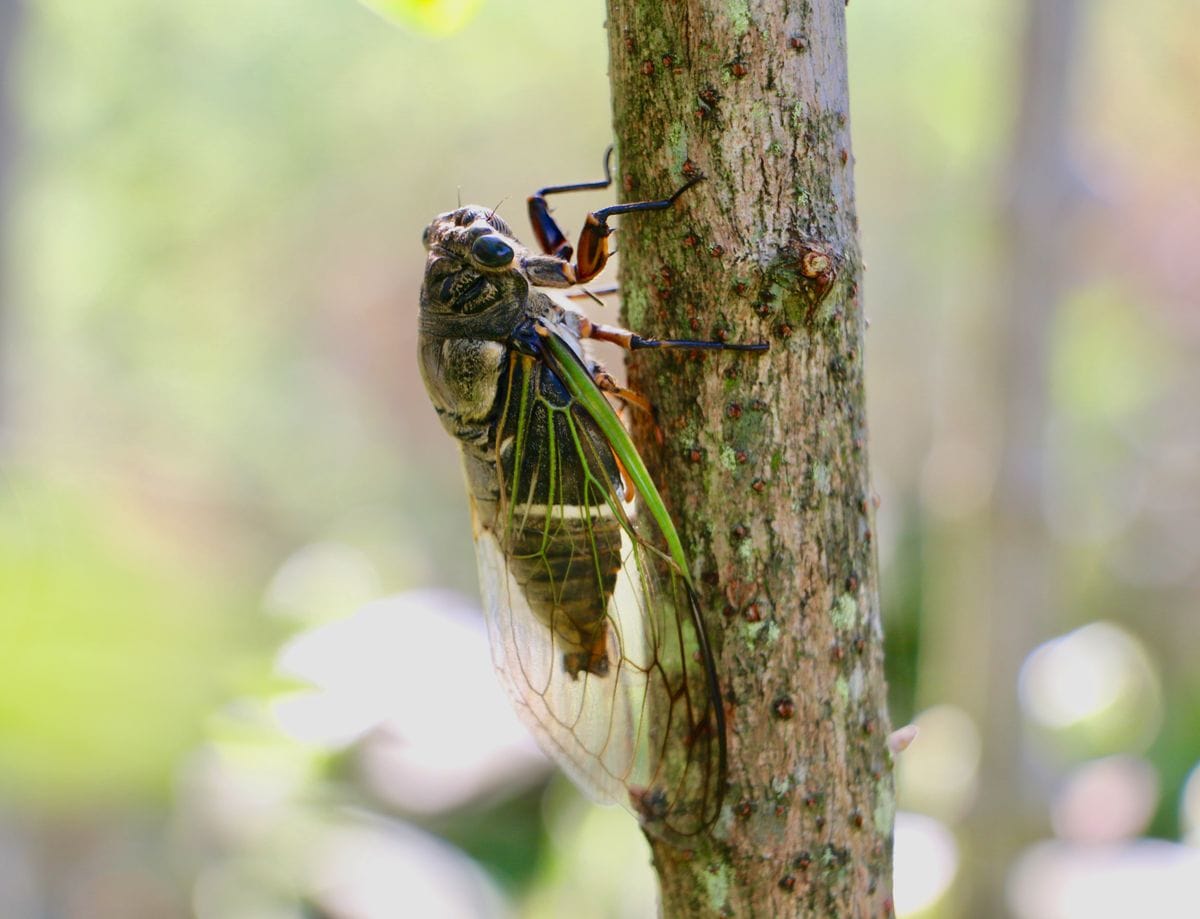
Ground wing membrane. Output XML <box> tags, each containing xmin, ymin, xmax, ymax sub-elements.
<box><xmin>471</xmin><ymin>328</ymin><xmax>725</xmax><ymax>842</ymax></box>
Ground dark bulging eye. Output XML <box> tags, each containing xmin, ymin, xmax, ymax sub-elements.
<box><xmin>471</xmin><ymin>234</ymin><xmax>514</xmax><ymax>268</ymax></box>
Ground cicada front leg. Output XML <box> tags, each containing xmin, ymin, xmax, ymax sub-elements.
<box><xmin>524</xmin><ymin>148</ymin><xmax>704</xmax><ymax>285</ymax></box>
<box><xmin>526</xmin><ymin>146</ymin><xmax>615</xmax><ymax>262</ymax></box>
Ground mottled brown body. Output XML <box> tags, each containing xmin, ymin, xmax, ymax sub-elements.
<box><xmin>418</xmin><ymin>207</ymin><xmax>624</xmax><ymax>676</ymax></box>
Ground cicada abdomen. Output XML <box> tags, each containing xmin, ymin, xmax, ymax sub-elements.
<box><xmin>471</xmin><ymin>344</ymin><xmax>722</xmax><ymax>837</ymax></box>
<box><xmin>493</xmin><ymin>349</ymin><xmax>625</xmax><ymax>679</ymax></box>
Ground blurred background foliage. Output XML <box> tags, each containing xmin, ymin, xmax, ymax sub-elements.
<box><xmin>0</xmin><ymin>0</ymin><xmax>1197</xmax><ymax>916</ymax></box>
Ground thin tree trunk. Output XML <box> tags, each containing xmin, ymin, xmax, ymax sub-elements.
<box><xmin>605</xmin><ymin>2</ymin><xmax>893</xmax><ymax>915</ymax></box>
<box><xmin>962</xmin><ymin>1</ymin><xmax>1082</xmax><ymax>914</ymax></box>
<box><xmin>0</xmin><ymin>0</ymin><xmax>24</xmax><ymax>439</ymax></box>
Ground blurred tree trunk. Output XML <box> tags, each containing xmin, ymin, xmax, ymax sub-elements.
<box><xmin>962</xmin><ymin>0</ymin><xmax>1083</xmax><ymax>914</ymax></box>
<box><xmin>605</xmin><ymin>2</ymin><xmax>893</xmax><ymax>915</ymax></box>
<box><xmin>0</xmin><ymin>0</ymin><xmax>23</xmax><ymax>437</ymax></box>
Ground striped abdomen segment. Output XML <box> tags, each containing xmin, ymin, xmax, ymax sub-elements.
<box><xmin>486</xmin><ymin>351</ymin><xmax>628</xmax><ymax>678</ymax></box>
<box><xmin>505</xmin><ymin>505</ymin><xmax>623</xmax><ymax>677</ymax></box>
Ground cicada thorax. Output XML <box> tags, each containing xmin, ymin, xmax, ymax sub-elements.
<box><xmin>492</xmin><ymin>349</ymin><xmax>626</xmax><ymax>679</ymax></box>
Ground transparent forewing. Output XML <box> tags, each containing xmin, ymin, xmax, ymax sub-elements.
<box><xmin>472</xmin><ymin>343</ymin><xmax>725</xmax><ymax>841</ymax></box>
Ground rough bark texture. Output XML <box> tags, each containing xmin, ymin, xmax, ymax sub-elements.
<box><xmin>605</xmin><ymin>2</ymin><xmax>893</xmax><ymax>916</ymax></box>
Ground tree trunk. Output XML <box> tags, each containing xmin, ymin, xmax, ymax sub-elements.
<box><xmin>605</xmin><ymin>2</ymin><xmax>893</xmax><ymax>915</ymax></box>
<box><xmin>962</xmin><ymin>0</ymin><xmax>1082</xmax><ymax>914</ymax></box>
<box><xmin>0</xmin><ymin>0</ymin><xmax>24</xmax><ymax>439</ymax></box>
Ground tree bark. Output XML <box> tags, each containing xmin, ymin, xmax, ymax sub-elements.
<box><xmin>605</xmin><ymin>2</ymin><xmax>893</xmax><ymax>915</ymax></box>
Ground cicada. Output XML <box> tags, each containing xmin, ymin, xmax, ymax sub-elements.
<box><xmin>417</xmin><ymin>151</ymin><xmax>765</xmax><ymax>842</ymax></box>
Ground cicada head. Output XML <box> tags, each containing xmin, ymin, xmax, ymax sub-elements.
<box><xmin>419</xmin><ymin>207</ymin><xmax>530</xmax><ymax>341</ymax></box>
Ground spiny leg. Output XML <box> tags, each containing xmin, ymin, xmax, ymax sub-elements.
<box><xmin>576</xmin><ymin>315</ymin><xmax>769</xmax><ymax>354</ymax></box>
<box><xmin>527</xmin><ymin>146</ymin><xmax>614</xmax><ymax>260</ymax></box>
<box><xmin>571</xmin><ymin>176</ymin><xmax>704</xmax><ymax>284</ymax></box>
<box><xmin>593</xmin><ymin>366</ymin><xmax>652</xmax><ymax>414</ymax></box>
<box><xmin>524</xmin><ymin>149</ymin><xmax>704</xmax><ymax>286</ymax></box>
<box><xmin>553</xmin><ymin>313</ymin><xmax>765</xmax><ymax>421</ymax></box>
<box><xmin>565</xmin><ymin>284</ymin><xmax>619</xmax><ymax>308</ymax></box>
<box><xmin>583</xmin><ymin>317</ymin><xmax>765</xmax><ymax>447</ymax></box>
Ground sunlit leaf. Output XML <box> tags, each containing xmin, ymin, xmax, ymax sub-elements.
<box><xmin>357</xmin><ymin>0</ymin><xmax>485</xmax><ymax>35</ymax></box>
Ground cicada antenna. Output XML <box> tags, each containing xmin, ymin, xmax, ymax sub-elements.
<box><xmin>577</xmin><ymin>287</ymin><xmax>606</xmax><ymax>308</ymax></box>
<box><xmin>488</xmin><ymin>196</ymin><xmax>509</xmax><ymax>220</ymax></box>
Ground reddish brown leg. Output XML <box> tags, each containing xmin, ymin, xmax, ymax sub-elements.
<box><xmin>527</xmin><ymin>147</ymin><xmax>614</xmax><ymax>260</ymax></box>
<box><xmin>576</xmin><ymin>316</ymin><xmax>768</xmax><ymax>353</ymax></box>
<box><xmin>571</xmin><ymin>177</ymin><xmax>703</xmax><ymax>283</ymax></box>
<box><xmin>593</xmin><ymin>367</ymin><xmax>652</xmax><ymax>413</ymax></box>
<box><xmin>525</xmin><ymin>149</ymin><xmax>704</xmax><ymax>285</ymax></box>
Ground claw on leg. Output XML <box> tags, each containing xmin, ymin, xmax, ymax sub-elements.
<box><xmin>576</xmin><ymin>314</ymin><xmax>768</xmax><ymax>354</ymax></box>
<box><xmin>594</xmin><ymin>367</ymin><xmax>652</xmax><ymax>414</ymax></box>
<box><xmin>526</xmin><ymin>149</ymin><xmax>704</xmax><ymax>286</ymax></box>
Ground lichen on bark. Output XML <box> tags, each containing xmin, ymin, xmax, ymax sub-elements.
<box><xmin>605</xmin><ymin>1</ymin><xmax>894</xmax><ymax>915</ymax></box>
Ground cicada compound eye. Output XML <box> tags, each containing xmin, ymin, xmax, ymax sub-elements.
<box><xmin>471</xmin><ymin>234</ymin><xmax>515</xmax><ymax>269</ymax></box>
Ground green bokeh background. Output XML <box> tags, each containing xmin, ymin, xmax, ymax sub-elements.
<box><xmin>2</xmin><ymin>0</ymin><xmax>1198</xmax><ymax>915</ymax></box>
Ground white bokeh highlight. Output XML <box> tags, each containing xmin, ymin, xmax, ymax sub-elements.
<box><xmin>894</xmin><ymin>811</ymin><xmax>959</xmax><ymax>916</ymax></box>
<box><xmin>272</xmin><ymin>589</ymin><xmax>549</xmax><ymax>813</ymax></box>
